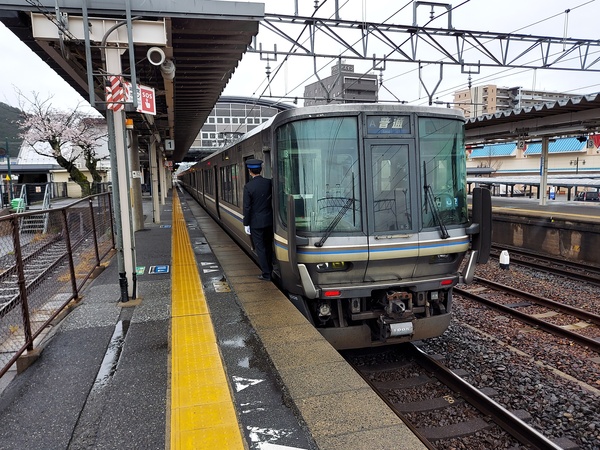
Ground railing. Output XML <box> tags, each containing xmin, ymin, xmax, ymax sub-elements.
<box><xmin>0</xmin><ymin>192</ymin><xmax>114</xmax><ymax>378</ymax></box>
<box><xmin>0</xmin><ymin>183</ymin><xmax>69</xmax><ymax>209</ymax></box>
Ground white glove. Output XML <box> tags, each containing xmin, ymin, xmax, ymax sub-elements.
<box><xmin>244</xmin><ymin>226</ymin><xmax>251</xmax><ymax>235</ymax></box>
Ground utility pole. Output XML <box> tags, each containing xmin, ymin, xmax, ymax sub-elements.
<box><xmin>0</xmin><ymin>138</ymin><xmax>13</xmax><ymax>204</ymax></box>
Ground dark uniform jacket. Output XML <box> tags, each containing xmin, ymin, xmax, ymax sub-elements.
<box><xmin>243</xmin><ymin>176</ymin><xmax>273</xmax><ymax>229</ymax></box>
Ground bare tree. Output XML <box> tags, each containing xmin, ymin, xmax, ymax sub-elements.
<box><xmin>17</xmin><ymin>92</ymin><xmax>107</xmax><ymax>197</ymax></box>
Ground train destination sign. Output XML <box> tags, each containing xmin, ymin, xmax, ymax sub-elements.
<box><xmin>367</xmin><ymin>115</ymin><xmax>411</xmax><ymax>134</ymax></box>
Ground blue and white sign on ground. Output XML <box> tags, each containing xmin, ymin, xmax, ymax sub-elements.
<box><xmin>149</xmin><ymin>265</ymin><xmax>170</xmax><ymax>274</ymax></box>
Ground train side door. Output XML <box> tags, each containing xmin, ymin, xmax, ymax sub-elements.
<box><xmin>363</xmin><ymin>139</ymin><xmax>420</xmax><ymax>281</ymax></box>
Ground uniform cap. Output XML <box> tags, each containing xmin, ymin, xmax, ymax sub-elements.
<box><xmin>245</xmin><ymin>159</ymin><xmax>263</xmax><ymax>169</ymax></box>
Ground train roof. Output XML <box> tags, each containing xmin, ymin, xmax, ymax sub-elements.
<box><xmin>272</xmin><ymin>103</ymin><xmax>465</xmax><ymax>122</ymax></box>
<box><xmin>195</xmin><ymin>103</ymin><xmax>465</xmax><ymax>165</ymax></box>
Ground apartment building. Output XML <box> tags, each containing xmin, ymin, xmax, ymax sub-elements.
<box><xmin>454</xmin><ymin>85</ymin><xmax>581</xmax><ymax>118</ymax></box>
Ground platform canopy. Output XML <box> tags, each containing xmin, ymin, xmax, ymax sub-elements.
<box><xmin>465</xmin><ymin>93</ymin><xmax>600</xmax><ymax>145</ymax></box>
<box><xmin>0</xmin><ymin>0</ymin><xmax>264</xmax><ymax>162</ymax></box>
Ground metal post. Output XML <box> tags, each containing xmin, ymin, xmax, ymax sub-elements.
<box><xmin>89</xmin><ymin>197</ymin><xmax>101</xmax><ymax>266</ymax></box>
<box><xmin>539</xmin><ymin>137</ymin><xmax>549</xmax><ymax>206</ymax></box>
<box><xmin>11</xmin><ymin>216</ymin><xmax>33</xmax><ymax>351</ymax></box>
<box><xmin>105</xmin><ymin>48</ymin><xmax>137</xmax><ymax>301</ymax></box>
<box><xmin>106</xmin><ymin>110</ymin><xmax>128</xmax><ymax>303</ymax></box>
<box><xmin>159</xmin><ymin>151</ymin><xmax>167</xmax><ymax>205</ymax></box>
<box><xmin>5</xmin><ymin>139</ymin><xmax>12</xmax><ymax>203</ymax></box>
<box><xmin>150</xmin><ymin>139</ymin><xmax>161</xmax><ymax>224</ymax></box>
<box><xmin>129</xmin><ymin>131</ymin><xmax>144</xmax><ymax>231</ymax></box>
<box><xmin>61</xmin><ymin>209</ymin><xmax>79</xmax><ymax>297</ymax></box>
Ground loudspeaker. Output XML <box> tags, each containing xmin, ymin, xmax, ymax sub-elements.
<box><xmin>147</xmin><ymin>47</ymin><xmax>166</xmax><ymax>66</ymax></box>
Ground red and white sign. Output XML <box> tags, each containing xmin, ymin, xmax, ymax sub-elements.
<box><xmin>123</xmin><ymin>81</ymin><xmax>156</xmax><ymax>116</ymax></box>
<box><xmin>138</xmin><ymin>86</ymin><xmax>156</xmax><ymax>115</ymax></box>
<box><xmin>106</xmin><ymin>76</ymin><xmax>125</xmax><ymax>111</ymax></box>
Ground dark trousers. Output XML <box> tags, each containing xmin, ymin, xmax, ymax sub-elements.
<box><xmin>251</xmin><ymin>226</ymin><xmax>273</xmax><ymax>277</ymax></box>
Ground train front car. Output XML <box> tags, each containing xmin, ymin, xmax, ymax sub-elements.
<box><xmin>272</xmin><ymin>104</ymin><xmax>491</xmax><ymax>349</ymax></box>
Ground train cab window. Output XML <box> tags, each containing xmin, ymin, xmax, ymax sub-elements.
<box><xmin>276</xmin><ymin>116</ymin><xmax>361</xmax><ymax>233</ymax></box>
<box><xmin>370</xmin><ymin>144</ymin><xmax>412</xmax><ymax>232</ymax></box>
<box><xmin>419</xmin><ymin>117</ymin><xmax>468</xmax><ymax>228</ymax></box>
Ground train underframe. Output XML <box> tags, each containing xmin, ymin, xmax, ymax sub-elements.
<box><xmin>289</xmin><ymin>286</ymin><xmax>453</xmax><ymax>349</ymax></box>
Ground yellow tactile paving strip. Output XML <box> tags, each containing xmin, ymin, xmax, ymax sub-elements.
<box><xmin>170</xmin><ymin>192</ymin><xmax>244</xmax><ymax>449</ymax></box>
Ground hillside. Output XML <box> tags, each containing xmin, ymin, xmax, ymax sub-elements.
<box><xmin>0</xmin><ymin>102</ymin><xmax>23</xmax><ymax>158</ymax></box>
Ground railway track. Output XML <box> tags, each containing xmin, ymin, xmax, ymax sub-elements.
<box><xmin>490</xmin><ymin>245</ymin><xmax>600</xmax><ymax>287</ymax></box>
<box><xmin>455</xmin><ymin>278</ymin><xmax>600</xmax><ymax>354</ymax></box>
<box><xmin>344</xmin><ymin>344</ymin><xmax>572</xmax><ymax>449</ymax></box>
<box><xmin>0</xmin><ymin>230</ymin><xmax>89</xmax><ymax>318</ymax></box>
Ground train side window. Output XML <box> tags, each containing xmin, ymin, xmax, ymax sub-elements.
<box><xmin>243</xmin><ymin>156</ymin><xmax>255</xmax><ymax>184</ymax></box>
<box><xmin>203</xmin><ymin>169</ymin><xmax>213</xmax><ymax>195</ymax></box>
<box><xmin>219</xmin><ymin>164</ymin><xmax>239</xmax><ymax>206</ymax></box>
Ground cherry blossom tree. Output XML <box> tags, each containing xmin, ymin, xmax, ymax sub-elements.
<box><xmin>17</xmin><ymin>92</ymin><xmax>107</xmax><ymax>197</ymax></box>
<box><xmin>75</xmin><ymin>117</ymin><xmax>109</xmax><ymax>190</ymax></box>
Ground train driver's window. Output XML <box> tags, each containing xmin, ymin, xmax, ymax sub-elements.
<box><xmin>276</xmin><ymin>116</ymin><xmax>361</xmax><ymax>233</ymax></box>
<box><xmin>419</xmin><ymin>117</ymin><xmax>468</xmax><ymax>227</ymax></box>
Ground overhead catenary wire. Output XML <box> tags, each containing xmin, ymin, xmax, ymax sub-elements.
<box><xmin>250</xmin><ymin>0</ymin><xmax>597</xmax><ymax>108</ymax></box>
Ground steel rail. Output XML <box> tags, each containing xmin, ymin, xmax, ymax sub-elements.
<box><xmin>405</xmin><ymin>344</ymin><xmax>564</xmax><ymax>450</ymax></box>
<box><xmin>490</xmin><ymin>246</ymin><xmax>600</xmax><ymax>287</ymax></box>
<box><xmin>455</xmin><ymin>287</ymin><xmax>600</xmax><ymax>353</ymax></box>
<box><xmin>473</xmin><ymin>277</ymin><xmax>600</xmax><ymax>326</ymax></box>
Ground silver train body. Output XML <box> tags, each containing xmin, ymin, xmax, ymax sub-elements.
<box><xmin>179</xmin><ymin>104</ymin><xmax>491</xmax><ymax>349</ymax></box>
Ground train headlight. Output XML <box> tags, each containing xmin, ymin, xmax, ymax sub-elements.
<box><xmin>318</xmin><ymin>303</ymin><xmax>332</xmax><ymax>318</ymax></box>
<box><xmin>430</xmin><ymin>254</ymin><xmax>455</xmax><ymax>264</ymax></box>
<box><xmin>316</xmin><ymin>261</ymin><xmax>348</xmax><ymax>272</ymax></box>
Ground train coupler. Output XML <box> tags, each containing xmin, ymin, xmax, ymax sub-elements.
<box><xmin>378</xmin><ymin>316</ymin><xmax>414</xmax><ymax>339</ymax></box>
<box><xmin>385</xmin><ymin>290</ymin><xmax>413</xmax><ymax>319</ymax></box>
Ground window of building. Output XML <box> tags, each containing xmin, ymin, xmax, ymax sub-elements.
<box><xmin>208</xmin><ymin>117</ymin><xmax>215</xmax><ymax>123</ymax></box>
<box><xmin>217</xmin><ymin>117</ymin><xmax>223</xmax><ymax>124</ymax></box>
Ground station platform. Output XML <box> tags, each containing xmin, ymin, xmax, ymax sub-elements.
<box><xmin>0</xmin><ymin>188</ymin><xmax>425</xmax><ymax>450</ymax></box>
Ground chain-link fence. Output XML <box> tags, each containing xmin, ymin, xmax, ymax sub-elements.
<box><xmin>0</xmin><ymin>193</ymin><xmax>114</xmax><ymax>378</ymax></box>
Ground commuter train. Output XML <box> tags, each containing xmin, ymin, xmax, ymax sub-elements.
<box><xmin>178</xmin><ymin>103</ymin><xmax>491</xmax><ymax>349</ymax></box>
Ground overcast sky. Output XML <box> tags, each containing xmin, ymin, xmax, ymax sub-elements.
<box><xmin>1</xmin><ymin>0</ymin><xmax>599</xmax><ymax>112</ymax></box>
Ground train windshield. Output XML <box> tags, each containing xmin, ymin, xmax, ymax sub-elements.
<box><xmin>419</xmin><ymin>117</ymin><xmax>468</xmax><ymax>228</ymax></box>
<box><xmin>276</xmin><ymin>116</ymin><xmax>362</xmax><ymax>233</ymax></box>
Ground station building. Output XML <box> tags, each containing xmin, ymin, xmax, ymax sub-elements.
<box><xmin>185</xmin><ymin>96</ymin><xmax>295</xmax><ymax>162</ymax></box>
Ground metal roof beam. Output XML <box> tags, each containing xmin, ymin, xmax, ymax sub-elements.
<box><xmin>253</xmin><ymin>13</ymin><xmax>600</xmax><ymax>72</ymax></box>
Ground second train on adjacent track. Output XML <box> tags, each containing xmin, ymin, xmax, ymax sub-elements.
<box><xmin>179</xmin><ymin>103</ymin><xmax>491</xmax><ymax>349</ymax></box>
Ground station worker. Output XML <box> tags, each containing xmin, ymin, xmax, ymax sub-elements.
<box><xmin>243</xmin><ymin>159</ymin><xmax>274</xmax><ymax>281</ymax></box>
